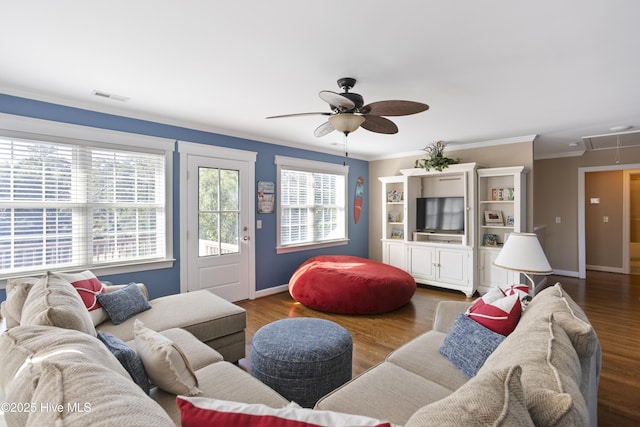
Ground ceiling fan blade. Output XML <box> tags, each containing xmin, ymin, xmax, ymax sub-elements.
<box><xmin>361</xmin><ymin>100</ymin><xmax>429</xmax><ymax>116</ymax></box>
<box><xmin>361</xmin><ymin>115</ymin><xmax>398</xmax><ymax>134</ymax></box>
<box><xmin>266</xmin><ymin>112</ymin><xmax>331</xmax><ymax>119</ymax></box>
<box><xmin>314</xmin><ymin>121</ymin><xmax>335</xmax><ymax>137</ymax></box>
<box><xmin>319</xmin><ymin>91</ymin><xmax>356</xmax><ymax>111</ymax></box>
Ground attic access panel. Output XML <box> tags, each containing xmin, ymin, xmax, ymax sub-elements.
<box><xmin>583</xmin><ymin>130</ymin><xmax>640</xmax><ymax>151</ymax></box>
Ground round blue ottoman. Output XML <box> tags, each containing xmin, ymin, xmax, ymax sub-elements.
<box><xmin>250</xmin><ymin>318</ymin><xmax>352</xmax><ymax>408</ymax></box>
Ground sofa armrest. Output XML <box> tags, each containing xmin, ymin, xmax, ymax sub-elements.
<box><xmin>104</xmin><ymin>283</ymin><xmax>149</xmax><ymax>300</ymax></box>
<box><xmin>432</xmin><ymin>301</ymin><xmax>472</xmax><ymax>333</ymax></box>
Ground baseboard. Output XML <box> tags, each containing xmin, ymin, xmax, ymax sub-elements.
<box><xmin>254</xmin><ymin>284</ymin><xmax>288</xmax><ymax>299</ymax></box>
<box><xmin>586</xmin><ymin>265</ymin><xmax>624</xmax><ymax>274</ymax></box>
<box><xmin>551</xmin><ymin>269</ymin><xmax>580</xmax><ymax>278</ymax></box>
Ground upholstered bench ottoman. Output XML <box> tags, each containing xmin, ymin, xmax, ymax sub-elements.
<box><xmin>289</xmin><ymin>255</ymin><xmax>416</xmax><ymax>314</ymax></box>
<box><xmin>250</xmin><ymin>318</ymin><xmax>352</xmax><ymax>408</ymax></box>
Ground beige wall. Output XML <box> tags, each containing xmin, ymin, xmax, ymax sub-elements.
<box><xmin>585</xmin><ymin>170</ymin><xmax>623</xmax><ymax>269</ymax></box>
<box><xmin>534</xmin><ymin>148</ymin><xmax>640</xmax><ymax>274</ymax></box>
<box><xmin>368</xmin><ymin>141</ymin><xmax>534</xmax><ymax>261</ymax></box>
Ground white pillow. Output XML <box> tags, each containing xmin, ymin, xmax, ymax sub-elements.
<box><xmin>133</xmin><ymin>319</ymin><xmax>201</xmax><ymax>395</ymax></box>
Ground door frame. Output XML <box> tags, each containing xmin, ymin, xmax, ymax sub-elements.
<box><xmin>578</xmin><ymin>163</ymin><xmax>640</xmax><ymax>278</ymax></box>
<box><xmin>178</xmin><ymin>141</ymin><xmax>257</xmax><ymax>299</ymax></box>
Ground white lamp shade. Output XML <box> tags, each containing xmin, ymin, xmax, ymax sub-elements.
<box><xmin>493</xmin><ymin>232</ymin><xmax>552</xmax><ymax>275</ymax></box>
<box><xmin>329</xmin><ymin>114</ymin><xmax>365</xmax><ymax>133</ymax></box>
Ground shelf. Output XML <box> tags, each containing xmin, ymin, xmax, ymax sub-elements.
<box><xmin>386</xmin><ymin>201</ymin><xmax>404</xmax><ymax>205</ymax></box>
<box><xmin>479</xmin><ymin>200</ymin><xmax>513</xmax><ymax>204</ymax></box>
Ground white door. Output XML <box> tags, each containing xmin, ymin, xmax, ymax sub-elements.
<box><xmin>179</xmin><ymin>143</ymin><xmax>256</xmax><ymax>302</ymax></box>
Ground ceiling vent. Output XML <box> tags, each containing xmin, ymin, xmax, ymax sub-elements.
<box><xmin>582</xmin><ymin>129</ymin><xmax>640</xmax><ymax>151</ymax></box>
<box><xmin>92</xmin><ymin>90</ymin><xmax>130</xmax><ymax>102</ymax></box>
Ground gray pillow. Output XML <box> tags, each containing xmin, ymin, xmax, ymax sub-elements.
<box><xmin>97</xmin><ymin>331</ymin><xmax>150</xmax><ymax>394</ymax></box>
<box><xmin>439</xmin><ymin>314</ymin><xmax>505</xmax><ymax>377</ymax></box>
<box><xmin>96</xmin><ymin>283</ymin><xmax>151</xmax><ymax>325</ymax></box>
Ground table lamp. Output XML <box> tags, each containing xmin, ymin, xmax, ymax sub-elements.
<box><xmin>493</xmin><ymin>232</ymin><xmax>552</xmax><ymax>295</ymax></box>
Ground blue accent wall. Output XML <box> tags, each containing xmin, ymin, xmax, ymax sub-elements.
<box><xmin>0</xmin><ymin>94</ymin><xmax>369</xmax><ymax>300</ymax></box>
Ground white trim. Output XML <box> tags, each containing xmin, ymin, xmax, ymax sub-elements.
<box><xmin>578</xmin><ymin>163</ymin><xmax>640</xmax><ymax>278</ymax></box>
<box><xmin>254</xmin><ymin>283</ymin><xmax>289</xmax><ymax>299</ymax></box>
<box><xmin>0</xmin><ymin>113</ymin><xmax>175</xmax><ymax>151</ymax></box>
<box><xmin>178</xmin><ymin>141</ymin><xmax>257</xmax><ymax>162</ymax></box>
<box><xmin>178</xmin><ymin>141</ymin><xmax>257</xmax><ymax>299</ymax></box>
<box><xmin>0</xmin><ymin>114</ymin><xmax>175</xmax><ymax>282</ymax></box>
<box><xmin>274</xmin><ymin>155</ymin><xmax>349</xmax><ymax>173</ymax></box>
<box><xmin>275</xmin><ymin>155</ymin><xmax>349</xmax><ymax>254</ymax></box>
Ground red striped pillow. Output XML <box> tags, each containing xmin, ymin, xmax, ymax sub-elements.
<box><xmin>52</xmin><ymin>270</ymin><xmax>105</xmax><ymax>311</ymax></box>
<box><xmin>467</xmin><ymin>292</ymin><xmax>522</xmax><ymax>336</ymax></box>
<box><xmin>177</xmin><ymin>397</ymin><xmax>391</xmax><ymax>427</ymax></box>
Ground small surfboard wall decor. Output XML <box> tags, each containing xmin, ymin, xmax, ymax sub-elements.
<box><xmin>354</xmin><ymin>176</ymin><xmax>364</xmax><ymax>224</ymax></box>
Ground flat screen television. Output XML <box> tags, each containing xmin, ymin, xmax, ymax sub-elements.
<box><xmin>416</xmin><ymin>197</ymin><xmax>465</xmax><ymax>233</ymax></box>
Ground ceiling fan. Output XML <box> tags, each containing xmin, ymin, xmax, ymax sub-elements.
<box><xmin>266</xmin><ymin>77</ymin><xmax>429</xmax><ymax>137</ymax></box>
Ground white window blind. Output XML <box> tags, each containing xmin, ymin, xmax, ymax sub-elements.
<box><xmin>275</xmin><ymin>156</ymin><xmax>348</xmax><ymax>253</ymax></box>
<box><xmin>0</xmin><ymin>135</ymin><xmax>168</xmax><ymax>278</ymax></box>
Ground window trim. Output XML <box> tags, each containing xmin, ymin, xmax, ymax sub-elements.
<box><xmin>274</xmin><ymin>155</ymin><xmax>349</xmax><ymax>254</ymax></box>
<box><xmin>0</xmin><ymin>113</ymin><xmax>175</xmax><ymax>287</ymax></box>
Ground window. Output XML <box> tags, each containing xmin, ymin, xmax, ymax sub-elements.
<box><xmin>275</xmin><ymin>156</ymin><xmax>348</xmax><ymax>253</ymax></box>
<box><xmin>0</xmin><ymin>115</ymin><xmax>174</xmax><ymax>280</ymax></box>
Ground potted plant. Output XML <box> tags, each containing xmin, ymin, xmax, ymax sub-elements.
<box><xmin>414</xmin><ymin>140</ymin><xmax>460</xmax><ymax>172</ymax></box>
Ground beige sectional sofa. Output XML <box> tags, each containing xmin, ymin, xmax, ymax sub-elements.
<box><xmin>0</xmin><ymin>271</ymin><xmax>286</xmax><ymax>425</ymax></box>
<box><xmin>0</xmin><ymin>274</ymin><xmax>601</xmax><ymax>427</ymax></box>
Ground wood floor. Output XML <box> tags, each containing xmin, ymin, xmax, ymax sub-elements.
<box><xmin>236</xmin><ymin>271</ymin><xmax>640</xmax><ymax>427</ymax></box>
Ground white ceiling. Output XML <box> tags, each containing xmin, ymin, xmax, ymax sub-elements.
<box><xmin>2</xmin><ymin>1</ymin><xmax>640</xmax><ymax>161</ymax></box>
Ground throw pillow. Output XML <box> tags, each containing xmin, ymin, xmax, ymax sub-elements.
<box><xmin>176</xmin><ymin>397</ymin><xmax>393</xmax><ymax>427</ymax></box>
<box><xmin>467</xmin><ymin>292</ymin><xmax>522</xmax><ymax>336</ymax></box>
<box><xmin>439</xmin><ymin>314</ymin><xmax>505</xmax><ymax>377</ymax></box>
<box><xmin>404</xmin><ymin>365</ymin><xmax>534</xmax><ymax>427</ymax></box>
<box><xmin>96</xmin><ymin>283</ymin><xmax>151</xmax><ymax>325</ymax></box>
<box><xmin>2</xmin><ymin>276</ymin><xmax>39</xmax><ymax>328</ymax></box>
<box><xmin>52</xmin><ymin>270</ymin><xmax>106</xmax><ymax>311</ymax></box>
<box><xmin>20</xmin><ymin>272</ymin><xmax>96</xmax><ymax>336</ymax></box>
<box><xmin>133</xmin><ymin>319</ymin><xmax>201</xmax><ymax>396</ymax></box>
<box><xmin>97</xmin><ymin>331</ymin><xmax>150</xmax><ymax>394</ymax></box>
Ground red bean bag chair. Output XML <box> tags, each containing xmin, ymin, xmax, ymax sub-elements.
<box><xmin>288</xmin><ymin>255</ymin><xmax>416</xmax><ymax>314</ymax></box>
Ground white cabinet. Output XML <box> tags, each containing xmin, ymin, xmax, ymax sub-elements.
<box><xmin>383</xmin><ymin>241</ymin><xmax>406</xmax><ymax>270</ymax></box>
<box><xmin>478</xmin><ymin>247</ymin><xmax>518</xmax><ymax>290</ymax></box>
<box><xmin>476</xmin><ymin>166</ymin><xmax>527</xmax><ymax>294</ymax></box>
<box><xmin>379</xmin><ymin>164</ymin><xmax>478</xmax><ymax>297</ymax></box>
<box><xmin>408</xmin><ymin>244</ymin><xmax>473</xmax><ymax>296</ymax></box>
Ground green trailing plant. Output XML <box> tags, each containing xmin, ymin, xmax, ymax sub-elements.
<box><xmin>414</xmin><ymin>140</ymin><xmax>460</xmax><ymax>172</ymax></box>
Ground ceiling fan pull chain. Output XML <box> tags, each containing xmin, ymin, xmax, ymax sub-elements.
<box><xmin>343</xmin><ymin>133</ymin><xmax>349</xmax><ymax>166</ymax></box>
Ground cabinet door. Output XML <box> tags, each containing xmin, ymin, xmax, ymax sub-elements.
<box><xmin>408</xmin><ymin>246</ymin><xmax>436</xmax><ymax>281</ymax></box>
<box><xmin>383</xmin><ymin>241</ymin><xmax>406</xmax><ymax>270</ymax></box>
<box><xmin>478</xmin><ymin>249</ymin><xmax>516</xmax><ymax>292</ymax></box>
<box><xmin>436</xmin><ymin>248</ymin><xmax>468</xmax><ymax>286</ymax></box>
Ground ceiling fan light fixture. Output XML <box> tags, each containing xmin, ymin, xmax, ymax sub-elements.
<box><xmin>329</xmin><ymin>114</ymin><xmax>365</xmax><ymax>134</ymax></box>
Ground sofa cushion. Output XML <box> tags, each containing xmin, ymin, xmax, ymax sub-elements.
<box><xmin>315</xmin><ymin>362</ymin><xmax>452</xmax><ymax>426</ymax></box>
<box><xmin>151</xmin><ymin>361</ymin><xmax>289</xmax><ymax>424</ymax></box>
<box><xmin>522</xmin><ymin>283</ymin><xmax>597</xmax><ymax>357</ymax></box>
<box><xmin>97</xmin><ymin>283</ymin><xmax>151</xmax><ymax>325</ymax></box>
<box><xmin>134</xmin><ymin>319</ymin><xmax>201</xmax><ymax>396</ymax></box>
<box><xmin>52</xmin><ymin>270</ymin><xmax>106</xmax><ymax>311</ymax></box>
<box><xmin>2</xmin><ymin>276</ymin><xmax>39</xmax><ymax>328</ymax></box>
<box><xmin>6</xmin><ymin>355</ymin><xmax>174</xmax><ymax>427</ymax></box>
<box><xmin>96</xmin><ymin>289</ymin><xmax>246</xmax><ymax>345</ymax></box>
<box><xmin>156</xmin><ymin>327</ymin><xmax>224</xmax><ymax>371</ymax></box>
<box><xmin>0</xmin><ymin>325</ymin><xmax>131</xmax><ymax>395</ymax></box>
<box><xmin>177</xmin><ymin>397</ymin><xmax>392</xmax><ymax>427</ymax></box>
<box><xmin>439</xmin><ymin>314</ymin><xmax>505</xmax><ymax>377</ymax></box>
<box><xmin>98</xmin><ymin>331</ymin><xmax>150</xmax><ymax>394</ymax></box>
<box><xmin>467</xmin><ymin>290</ymin><xmax>522</xmax><ymax>336</ymax></box>
<box><xmin>482</xmin><ymin>313</ymin><xmax>588</xmax><ymax>426</ymax></box>
<box><xmin>20</xmin><ymin>272</ymin><xmax>96</xmax><ymax>336</ymax></box>
<box><xmin>386</xmin><ymin>330</ymin><xmax>469</xmax><ymax>392</ymax></box>
<box><xmin>405</xmin><ymin>365</ymin><xmax>534</xmax><ymax>427</ymax></box>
